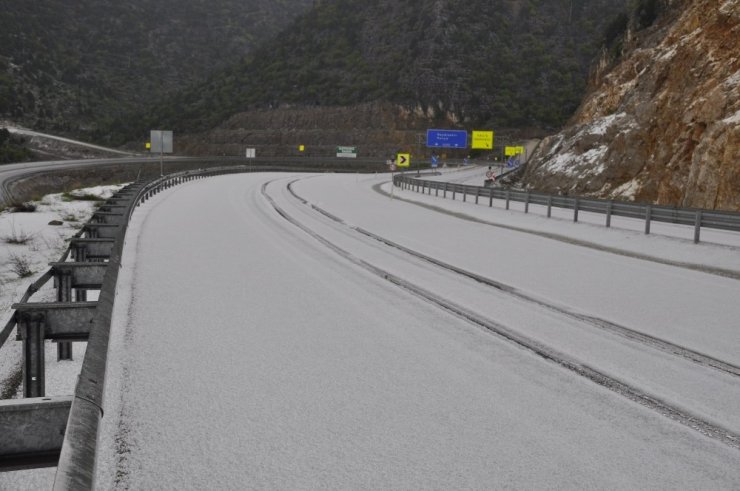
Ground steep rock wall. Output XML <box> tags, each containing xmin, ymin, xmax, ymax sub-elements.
<box><xmin>524</xmin><ymin>0</ymin><xmax>740</xmax><ymax>210</ymax></box>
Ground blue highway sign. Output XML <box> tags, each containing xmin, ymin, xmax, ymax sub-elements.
<box><xmin>426</xmin><ymin>129</ymin><xmax>468</xmax><ymax>148</ymax></box>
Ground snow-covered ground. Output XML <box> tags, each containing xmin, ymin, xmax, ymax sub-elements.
<box><xmin>0</xmin><ymin>185</ymin><xmax>125</xmax><ymax>393</ymax></box>
<box><xmin>0</xmin><ymin>185</ymin><xmax>125</xmax><ymax>490</ymax></box>
<box><xmin>2</xmin><ymin>173</ymin><xmax>740</xmax><ymax>488</ymax></box>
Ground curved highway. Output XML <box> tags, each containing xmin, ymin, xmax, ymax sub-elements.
<box><xmin>89</xmin><ymin>172</ymin><xmax>740</xmax><ymax>489</ymax></box>
<box><xmin>0</xmin><ymin>157</ymin><xmax>155</xmax><ymax>203</ymax></box>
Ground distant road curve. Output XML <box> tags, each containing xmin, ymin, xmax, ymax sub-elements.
<box><xmin>6</xmin><ymin>127</ymin><xmax>136</xmax><ymax>157</ymax></box>
<box><xmin>0</xmin><ymin>156</ymin><xmax>186</xmax><ymax>204</ymax></box>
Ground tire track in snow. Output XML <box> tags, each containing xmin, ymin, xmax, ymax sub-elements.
<box><xmin>286</xmin><ymin>180</ymin><xmax>740</xmax><ymax>380</ymax></box>
<box><xmin>260</xmin><ymin>179</ymin><xmax>740</xmax><ymax>452</ymax></box>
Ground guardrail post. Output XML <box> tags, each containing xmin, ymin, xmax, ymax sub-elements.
<box><xmin>524</xmin><ymin>192</ymin><xmax>530</xmax><ymax>213</ymax></box>
<box><xmin>506</xmin><ymin>190</ymin><xmax>510</xmax><ymax>210</ymax></box>
<box><xmin>694</xmin><ymin>210</ymin><xmax>702</xmax><ymax>243</ymax></box>
<box><xmin>75</xmin><ymin>289</ymin><xmax>87</xmax><ymax>302</ymax></box>
<box><xmin>443</xmin><ymin>183</ymin><xmax>447</xmax><ymax>198</ymax></box>
<box><xmin>475</xmin><ymin>188</ymin><xmax>480</xmax><ymax>204</ymax></box>
<box><xmin>452</xmin><ymin>186</ymin><xmax>456</xmax><ymax>201</ymax></box>
<box><xmin>19</xmin><ymin>314</ymin><xmax>45</xmax><ymax>398</ymax></box>
<box><xmin>573</xmin><ymin>198</ymin><xmax>579</xmax><ymax>223</ymax></box>
<box><xmin>55</xmin><ymin>273</ymin><xmax>73</xmax><ymax>361</ymax></box>
<box><xmin>645</xmin><ymin>205</ymin><xmax>652</xmax><ymax>235</ymax></box>
<box><xmin>463</xmin><ymin>187</ymin><xmax>467</xmax><ymax>202</ymax></box>
<box><xmin>73</xmin><ymin>245</ymin><xmax>85</xmax><ymax>262</ymax></box>
<box><xmin>606</xmin><ymin>201</ymin><xmax>613</xmax><ymax>228</ymax></box>
<box><xmin>435</xmin><ymin>183</ymin><xmax>439</xmax><ymax>197</ymax></box>
<box><xmin>489</xmin><ymin>187</ymin><xmax>494</xmax><ymax>207</ymax></box>
<box><xmin>547</xmin><ymin>195</ymin><xmax>552</xmax><ymax>218</ymax></box>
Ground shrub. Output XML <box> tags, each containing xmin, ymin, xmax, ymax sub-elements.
<box><xmin>62</xmin><ymin>192</ymin><xmax>103</xmax><ymax>202</ymax></box>
<box><xmin>2</xmin><ymin>227</ymin><xmax>34</xmax><ymax>245</ymax></box>
<box><xmin>634</xmin><ymin>0</ymin><xmax>661</xmax><ymax>29</ymax></box>
<box><xmin>10</xmin><ymin>202</ymin><xmax>37</xmax><ymax>213</ymax></box>
<box><xmin>9</xmin><ymin>254</ymin><xmax>34</xmax><ymax>278</ymax></box>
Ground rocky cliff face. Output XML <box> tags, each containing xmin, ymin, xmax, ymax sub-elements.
<box><xmin>523</xmin><ymin>0</ymin><xmax>740</xmax><ymax>211</ymax></box>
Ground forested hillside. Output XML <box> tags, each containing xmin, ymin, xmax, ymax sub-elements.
<box><xmin>0</xmin><ymin>0</ymin><xmax>313</xmax><ymax>136</ymax></box>
<box><xmin>114</xmin><ymin>0</ymin><xmax>630</xmax><ymax>145</ymax></box>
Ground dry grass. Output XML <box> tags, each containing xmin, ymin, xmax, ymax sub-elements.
<box><xmin>9</xmin><ymin>254</ymin><xmax>34</xmax><ymax>278</ymax></box>
<box><xmin>2</xmin><ymin>220</ymin><xmax>35</xmax><ymax>245</ymax></box>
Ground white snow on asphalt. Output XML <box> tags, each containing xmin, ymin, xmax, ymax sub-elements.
<box><xmin>86</xmin><ymin>173</ymin><xmax>740</xmax><ymax>489</ymax></box>
<box><xmin>2</xmin><ymin>173</ymin><xmax>739</xmax><ymax>489</ymax></box>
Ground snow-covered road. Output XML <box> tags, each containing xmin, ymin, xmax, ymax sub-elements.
<box><xmin>92</xmin><ymin>172</ymin><xmax>740</xmax><ymax>489</ymax></box>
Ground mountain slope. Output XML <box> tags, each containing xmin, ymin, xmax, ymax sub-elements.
<box><xmin>116</xmin><ymin>0</ymin><xmax>629</xmax><ymax>146</ymax></box>
<box><xmin>0</xmin><ymin>0</ymin><xmax>313</xmax><ymax>136</ymax></box>
<box><xmin>523</xmin><ymin>0</ymin><xmax>740</xmax><ymax>211</ymax></box>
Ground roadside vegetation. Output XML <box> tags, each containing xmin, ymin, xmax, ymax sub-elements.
<box><xmin>0</xmin><ymin>128</ymin><xmax>32</xmax><ymax>164</ymax></box>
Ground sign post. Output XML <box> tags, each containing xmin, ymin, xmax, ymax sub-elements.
<box><xmin>389</xmin><ymin>160</ymin><xmax>397</xmax><ymax>200</ymax></box>
<box><xmin>245</xmin><ymin>148</ymin><xmax>256</xmax><ymax>173</ymax></box>
<box><xmin>150</xmin><ymin>130</ymin><xmax>173</xmax><ymax>177</ymax></box>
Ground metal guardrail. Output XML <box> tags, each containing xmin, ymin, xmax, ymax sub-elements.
<box><xmin>394</xmin><ymin>174</ymin><xmax>740</xmax><ymax>243</ymax></box>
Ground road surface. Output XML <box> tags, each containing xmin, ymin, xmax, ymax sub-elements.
<box><xmin>88</xmin><ymin>172</ymin><xmax>740</xmax><ymax>489</ymax></box>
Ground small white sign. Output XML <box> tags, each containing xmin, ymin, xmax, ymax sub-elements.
<box><xmin>245</xmin><ymin>148</ymin><xmax>256</xmax><ymax>159</ymax></box>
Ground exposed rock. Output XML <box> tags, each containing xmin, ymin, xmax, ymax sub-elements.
<box><xmin>524</xmin><ymin>0</ymin><xmax>740</xmax><ymax>211</ymax></box>
<box><xmin>48</xmin><ymin>220</ymin><xmax>63</xmax><ymax>226</ymax></box>
<box><xmin>177</xmin><ymin>102</ymin><xmax>455</xmax><ymax>158</ymax></box>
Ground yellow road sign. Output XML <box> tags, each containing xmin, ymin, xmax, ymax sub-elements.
<box><xmin>397</xmin><ymin>153</ymin><xmax>410</xmax><ymax>168</ymax></box>
<box><xmin>299</xmin><ymin>145</ymin><xmax>305</xmax><ymax>152</ymax></box>
<box><xmin>505</xmin><ymin>146</ymin><xmax>526</xmax><ymax>156</ymax></box>
<box><xmin>471</xmin><ymin>131</ymin><xmax>494</xmax><ymax>150</ymax></box>
<box><xmin>145</xmin><ymin>142</ymin><xmax>151</xmax><ymax>150</ymax></box>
